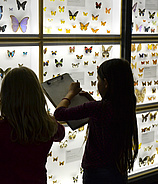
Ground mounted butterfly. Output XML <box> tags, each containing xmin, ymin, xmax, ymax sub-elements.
<box><xmin>16</xmin><ymin>0</ymin><xmax>27</xmax><ymax>11</ymax></box>
<box><xmin>102</xmin><ymin>45</ymin><xmax>113</xmax><ymax>58</ymax></box>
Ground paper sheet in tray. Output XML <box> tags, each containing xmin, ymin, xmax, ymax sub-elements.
<box><xmin>42</xmin><ymin>73</ymin><xmax>89</xmax><ymax>130</ymax></box>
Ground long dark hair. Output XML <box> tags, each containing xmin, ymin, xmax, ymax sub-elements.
<box><xmin>98</xmin><ymin>58</ymin><xmax>138</xmax><ymax>174</ymax></box>
<box><xmin>0</xmin><ymin>67</ymin><xmax>58</xmax><ymax>144</ymax></box>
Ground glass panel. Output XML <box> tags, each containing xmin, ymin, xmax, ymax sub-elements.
<box><xmin>131</xmin><ymin>42</ymin><xmax>158</xmax><ymax>105</ymax></box>
<box><xmin>0</xmin><ymin>0</ymin><xmax>39</xmax><ymax>34</ymax></box>
<box><xmin>43</xmin><ymin>0</ymin><xmax>121</xmax><ymax>35</ymax></box>
<box><xmin>129</xmin><ymin>110</ymin><xmax>158</xmax><ymax>176</ymax></box>
<box><xmin>132</xmin><ymin>0</ymin><xmax>158</xmax><ymax>34</ymax></box>
<box><xmin>0</xmin><ymin>45</ymin><xmax>39</xmax><ymax>87</ymax></box>
<box><xmin>43</xmin><ymin>44</ymin><xmax>120</xmax><ymax>100</ymax></box>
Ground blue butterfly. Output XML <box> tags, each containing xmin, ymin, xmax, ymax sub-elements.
<box><xmin>0</xmin><ymin>6</ymin><xmax>3</xmax><ymax>20</ymax></box>
<box><xmin>23</xmin><ymin>52</ymin><xmax>27</xmax><ymax>55</ymax></box>
<box><xmin>7</xmin><ymin>50</ymin><xmax>15</xmax><ymax>57</ymax></box>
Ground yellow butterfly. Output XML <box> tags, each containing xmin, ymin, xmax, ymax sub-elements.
<box><xmin>101</xmin><ymin>21</ymin><xmax>106</xmax><ymax>26</ymax></box>
<box><xmin>78</xmin><ymin>126</ymin><xmax>84</xmax><ymax>131</ymax></box>
<box><xmin>92</xmin><ymin>14</ymin><xmax>99</xmax><ymax>21</ymax></box>
<box><xmin>53</xmin><ymin>181</ymin><xmax>57</xmax><ymax>184</ymax></box>
<box><xmin>53</xmin><ymin>157</ymin><xmax>58</xmax><ymax>162</ymax></box>
<box><xmin>135</xmin><ymin>88</ymin><xmax>146</xmax><ymax>103</ymax></box>
<box><xmin>83</xmin><ymin>12</ymin><xmax>88</xmax><ymax>16</ymax></box>
<box><xmin>91</xmin><ymin>28</ymin><xmax>99</xmax><ymax>33</ymax></box>
<box><xmin>59</xmin><ymin>140</ymin><xmax>67</xmax><ymax>148</ymax></box>
<box><xmin>131</xmin><ymin>62</ymin><xmax>137</xmax><ymax>69</ymax></box>
<box><xmin>61</xmin><ymin>20</ymin><xmax>65</xmax><ymax>24</ymax></box>
<box><xmin>66</xmin><ymin>29</ymin><xmax>70</xmax><ymax>33</ymax></box>
<box><xmin>48</xmin><ymin>19</ymin><xmax>53</xmax><ymax>22</ymax></box>
<box><xmin>45</xmin><ymin>27</ymin><xmax>52</xmax><ymax>34</ymax></box>
<box><xmin>48</xmin><ymin>175</ymin><xmax>52</xmax><ymax>179</ymax></box>
<box><xmin>73</xmin><ymin>176</ymin><xmax>78</xmax><ymax>183</ymax></box>
<box><xmin>51</xmin><ymin>11</ymin><xmax>56</xmax><ymax>16</ymax></box>
<box><xmin>137</xmin><ymin>43</ymin><xmax>142</xmax><ymax>51</ymax></box>
<box><xmin>58</xmin><ymin>28</ymin><xmax>62</xmax><ymax>31</ymax></box>
<box><xmin>152</xmin><ymin>21</ymin><xmax>157</xmax><ymax>25</ymax></box>
<box><xmin>138</xmin><ymin>74</ymin><xmax>143</xmax><ymax>78</ymax></box>
<box><xmin>47</xmin><ymin>151</ymin><xmax>52</xmax><ymax>157</ymax></box>
<box><xmin>131</xmin><ymin>55</ymin><xmax>136</xmax><ymax>60</ymax></box>
<box><xmin>79</xmin><ymin>22</ymin><xmax>89</xmax><ymax>31</ymax></box>
<box><xmin>59</xmin><ymin>6</ymin><xmax>65</xmax><ymax>13</ymax></box>
<box><xmin>148</xmin><ymin>44</ymin><xmax>152</xmax><ymax>50</ymax></box>
<box><xmin>95</xmin><ymin>52</ymin><xmax>99</xmax><ymax>56</ymax></box>
<box><xmin>131</xmin><ymin>44</ymin><xmax>136</xmax><ymax>52</ymax></box>
<box><xmin>43</xmin><ymin>7</ymin><xmax>47</xmax><ymax>11</ymax></box>
<box><xmin>72</xmin><ymin>25</ymin><xmax>76</xmax><ymax>28</ymax></box>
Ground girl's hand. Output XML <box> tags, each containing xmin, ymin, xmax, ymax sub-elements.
<box><xmin>67</xmin><ymin>82</ymin><xmax>82</xmax><ymax>98</ymax></box>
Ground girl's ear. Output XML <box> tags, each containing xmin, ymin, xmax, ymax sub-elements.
<box><xmin>104</xmin><ymin>78</ymin><xmax>108</xmax><ymax>88</ymax></box>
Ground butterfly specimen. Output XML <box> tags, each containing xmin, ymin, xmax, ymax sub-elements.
<box><xmin>59</xmin><ymin>140</ymin><xmax>68</xmax><ymax>148</ymax></box>
<box><xmin>58</xmin><ymin>28</ymin><xmax>62</xmax><ymax>32</ymax></box>
<box><xmin>72</xmin><ymin>63</ymin><xmax>80</xmax><ymax>68</ymax></box>
<box><xmin>148</xmin><ymin>96</ymin><xmax>156</xmax><ymax>101</ymax></box>
<box><xmin>51</xmin><ymin>51</ymin><xmax>57</xmax><ymax>55</ymax></box>
<box><xmin>43</xmin><ymin>7</ymin><xmax>47</xmax><ymax>11</ymax></box>
<box><xmin>48</xmin><ymin>175</ymin><xmax>52</xmax><ymax>179</ymax></box>
<box><xmin>92</xmin><ymin>14</ymin><xmax>99</xmax><ymax>21</ymax></box>
<box><xmin>144</xmin><ymin>26</ymin><xmax>150</xmax><ymax>32</ymax></box>
<box><xmin>58</xmin><ymin>6</ymin><xmax>65</xmax><ymax>13</ymax></box>
<box><xmin>131</xmin><ymin>55</ymin><xmax>136</xmax><ymax>60</ymax></box>
<box><xmin>139</xmin><ymin>68</ymin><xmax>144</xmax><ymax>72</ymax></box>
<box><xmin>152</xmin><ymin>21</ymin><xmax>157</xmax><ymax>25</ymax></box>
<box><xmin>72</xmin><ymin>25</ymin><xmax>76</xmax><ymax>28</ymax></box>
<box><xmin>153</xmin><ymin>59</ymin><xmax>157</xmax><ymax>64</ymax></box>
<box><xmin>55</xmin><ymin>58</ymin><xmax>63</xmax><ymax>67</ymax></box>
<box><xmin>66</xmin><ymin>29</ymin><xmax>70</xmax><ymax>33</ymax></box>
<box><xmin>92</xmin><ymin>60</ymin><xmax>96</xmax><ymax>64</ymax></box>
<box><xmin>96</xmin><ymin>2</ymin><xmax>102</xmax><ymax>9</ymax></box>
<box><xmin>137</xmin><ymin>44</ymin><xmax>142</xmax><ymax>51</ymax></box>
<box><xmin>68</xmin><ymin>131</ymin><xmax>77</xmax><ymax>140</ymax></box>
<box><xmin>101</xmin><ymin>21</ymin><xmax>106</xmax><ymax>26</ymax></box>
<box><xmin>43</xmin><ymin>60</ymin><xmax>49</xmax><ymax>66</ymax></box>
<box><xmin>149</xmin><ymin>11</ymin><xmax>155</xmax><ymax>19</ymax></box>
<box><xmin>0</xmin><ymin>25</ymin><xmax>7</xmax><ymax>32</ymax></box>
<box><xmin>142</xmin><ymin>81</ymin><xmax>146</xmax><ymax>86</ymax></box>
<box><xmin>80</xmin><ymin>167</ymin><xmax>83</xmax><ymax>174</ymax></box>
<box><xmin>23</xmin><ymin>52</ymin><xmax>27</xmax><ymax>55</ymax></box>
<box><xmin>139</xmin><ymin>154</ymin><xmax>156</xmax><ymax>166</ymax></box>
<box><xmin>76</xmin><ymin>55</ymin><xmax>83</xmax><ymax>59</ymax></box>
<box><xmin>73</xmin><ymin>176</ymin><xmax>78</xmax><ymax>183</ymax></box>
<box><xmin>147</xmin><ymin>81</ymin><xmax>152</xmax><ymax>86</ymax></box>
<box><xmin>102</xmin><ymin>45</ymin><xmax>113</xmax><ymax>58</ymax></box>
<box><xmin>134</xmin><ymin>80</ymin><xmax>138</xmax><ymax>86</ymax></box>
<box><xmin>142</xmin><ymin>112</ymin><xmax>150</xmax><ymax>122</ymax></box>
<box><xmin>47</xmin><ymin>151</ymin><xmax>52</xmax><ymax>157</ymax></box>
<box><xmin>138</xmin><ymin>74</ymin><xmax>143</xmax><ymax>78</ymax></box>
<box><xmin>10</xmin><ymin>15</ymin><xmax>29</xmax><ymax>33</ymax></box>
<box><xmin>89</xmin><ymin>91</ymin><xmax>94</xmax><ymax>95</ymax></box>
<box><xmin>88</xmin><ymin>71</ymin><xmax>94</xmax><ymax>76</ymax></box>
<box><xmin>84</xmin><ymin>61</ymin><xmax>88</xmax><ymax>65</ymax></box>
<box><xmin>18</xmin><ymin>64</ymin><xmax>23</xmax><ymax>67</ymax></box>
<box><xmin>53</xmin><ymin>157</ymin><xmax>58</xmax><ymax>162</ymax></box>
<box><xmin>154</xmin><ymin>80</ymin><xmax>158</xmax><ymax>85</ymax></box>
<box><xmin>151</xmin><ymin>29</ymin><xmax>155</xmax><ymax>33</ymax></box>
<box><xmin>144</xmin><ymin>145</ymin><xmax>153</xmax><ymax>151</ymax></box>
<box><xmin>16</xmin><ymin>0</ymin><xmax>27</xmax><ymax>10</ymax></box>
<box><xmin>51</xmin><ymin>11</ymin><xmax>56</xmax><ymax>15</ymax></box>
<box><xmin>139</xmin><ymin>8</ymin><xmax>145</xmax><ymax>16</ymax></box>
<box><xmin>83</xmin><ymin>12</ymin><xmax>88</xmax><ymax>16</ymax></box>
<box><xmin>79</xmin><ymin>22</ymin><xmax>89</xmax><ymax>31</ymax></box>
<box><xmin>85</xmin><ymin>46</ymin><xmax>92</xmax><ymax>53</ymax></box>
<box><xmin>43</xmin><ymin>48</ymin><xmax>47</xmax><ymax>54</ymax></box>
<box><xmin>105</xmin><ymin>8</ymin><xmax>111</xmax><ymax>14</ymax></box>
<box><xmin>148</xmin><ymin>44</ymin><xmax>153</xmax><ymax>50</ymax></box>
<box><xmin>61</xmin><ymin>20</ymin><xmax>65</xmax><ymax>24</ymax></box>
<box><xmin>43</xmin><ymin>72</ymin><xmax>47</xmax><ymax>76</ymax></box>
<box><xmin>150</xmin><ymin>112</ymin><xmax>157</xmax><ymax>121</ymax></box>
<box><xmin>59</xmin><ymin>161</ymin><xmax>64</xmax><ymax>166</ymax></box>
<box><xmin>69</xmin><ymin>46</ymin><xmax>75</xmax><ymax>53</ymax></box>
<box><xmin>0</xmin><ymin>6</ymin><xmax>3</xmax><ymax>20</ymax></box>
<box><xmin>78</xmin><ymin>126</ymin><xmax>84</xmax><ymax>131</ymax></box>
<box><xmin>131</xmin><ymin>44</ymin><xmax>136</xmax><ymax>52</ymax></box>
<box><xmin>0</xmin><ymin>68</ymin><xmax>11</xmax><ymax>79</ymax></box>
<box><xmin>7</xmin><ymin>50</ymin><xmax>15</xmax><ymax>57</ymax></box>
<box><xmin>152</xmin><ymin>88</ymin><xmax>156</xmax><ymax>93</ymax></box>
<box><xmin>136</xmin><ymin>24</ymin><xmax>142</xmax><ymax>32</ymax></box>
<box><xmin>135</xmin><ymin>88</ymin><xmax>146</xmax><ymax>103</ymax></box>
<box><xmin>152</xmin><ymin>44</ymin><xmax>158</xmax><ymax>50</ymax></box>
<box><xmin>95</xmin><ymin>52</ymin><xmax>99</xmax><ymax>56</ymax></box>
<box><xmin>48</xmin><ymin>19</ymin><xmax>53</xmax><ymax>22</ymax></box>
<box><xmin>91</xmin><ymin>81</ymin><xmax>96</xmax><ymax>86</ymax></box>
<box><xmin>132</xmin><ymin>2</ymin><xmax>137</xmax><ymax>12</ymax></box>
<box><xmin>107</xmin><ymin>30</ymin><xmax>111</xmax><ymax>33</ymax></box>
<box><xmin>91</xmin><ymin>28</ymin><xmax>99</xmax><ymax>33</ymax></box>
<box><xmin>69</xmin><ymin>10</ymin><xmax>79</xmax><ymax>20</ymax></box>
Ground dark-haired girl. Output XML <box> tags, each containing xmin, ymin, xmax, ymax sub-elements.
<box><xmin>54</xmin><ymin>58</ymin><xmax>138</xmax><ymax>184</ymax></box>
<box><xmin>0</xmin><ymin>67</ymin><xmax>65</xmax><ymax>184</ymax></box>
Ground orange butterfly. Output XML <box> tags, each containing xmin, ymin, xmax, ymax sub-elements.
<box><xmin>105</xmin><ymin>8</ymin><xmax>111</xmax><ymax>14</ymax></box>
<box><xmin>139</xmin><ymin>68</ymin><xmax>144</xmax><ymax>72</ymax></box>
<box><xmin>107</xmin><ymin>30</ymin><xmax>110</xmax><ymax>33</ymax></box>
<box><xmin>72</xmin><ymin>25</ymin><xmax>76</xmax><ymax>28</ymax></box>
<box><xmin>92</xmin><ymin>14</ymin><xmax>99</xmax><ymax>20</ymax></box>
<box><xmin>80</xmin><ymin>22</ymin><xmax>89</xmax><ymax>31</ymax></box>
<box><xmin>66</xmin><ymin>29</ymin><xmax>70</xmax><ymax>33</ymax></box>
<box><xmin>91</xmin><ymin>28</ymin><xmax>99</xmax><ymax>33</ymax></box>
<box><xmin>95</xmin><ymin>52</ymin><xmax>99</xmax><ymax>56</ymax></box>
<box><xmin>153</xmin><ymin>59</ymin><xmax>157</xmax><ymax>64</ymax></box>
<box><xmin>101</xmin><ymin>21</ymin><xmax>106</xmax><ymax>26</ymax></box>
<box><xmin>59</xmin><ymin>161</ymin><xmax>64</xmax><ymax>166</ymax></box>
